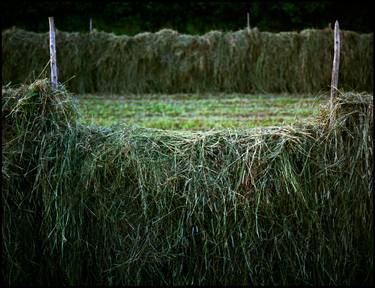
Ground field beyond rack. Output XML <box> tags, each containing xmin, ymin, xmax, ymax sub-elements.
<box><xmin>78</xmin><ymin>93</ymin><xmax>324</xmax><ymax>129</ymax></box>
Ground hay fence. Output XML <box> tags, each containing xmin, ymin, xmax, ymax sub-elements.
<box><xmin>2</xmin><ymin>26</ymin><xmax>373</xmax><ymax>94</ymax></box>
<box><xmin>2</xmin><ymin>80</ymin><xmax>373</xmax><ymax>285</ymax></box>
<box><xmin>1</xmin><ymin>18</ymin><xmax>373</xmax><ymax>285</ymax></box>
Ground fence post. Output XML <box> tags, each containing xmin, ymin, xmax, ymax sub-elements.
<box><xmin>49</xmin><ymin>17</ymin><xmax>58</xmax><ymax>90</ymax></box>
<box><xmin>330</xmin><ymin>20</ymin><xmax>340</xmax><ymax>112</ymax></box>
<box><xmin>90</xmin><ymin>18</ymin><xmax>93</xmax><ymax>32</ymax></box>
<box><xmin>247</xmin><ymin>12</ymin><xmax>250</xmax><ymax>32</ymax></box>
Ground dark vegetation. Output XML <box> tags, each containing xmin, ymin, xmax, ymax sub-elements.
<box><xmin>2</xmin><ymin>2</ymin><xmax>373</xmax><ymax>35</ymax></box>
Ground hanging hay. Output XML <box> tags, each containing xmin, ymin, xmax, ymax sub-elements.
<box><xmin>2</xmin><ymin>27</ymin><xmax>373</xmax><ymax>94</ymax></box>
<box><xmin>2</xmin><ymin>79</ymin><xmax>373</xmax><ymax>285</ymax></box>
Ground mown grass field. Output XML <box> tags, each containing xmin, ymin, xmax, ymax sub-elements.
<box><xmin>78</xmin><ymin>93</ymin><xmax>326</xmax><ymax>130</ymax></box>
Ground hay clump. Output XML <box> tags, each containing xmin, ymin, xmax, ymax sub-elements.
<box><xmin>2</xmin><ymin>80</ymin><xmax>373</xmax><ymax>285</ymax></box>
<box><xmin>2</xmin><ymin>28</ymin><xmax>373</xmax><ymax>94</ymax></box>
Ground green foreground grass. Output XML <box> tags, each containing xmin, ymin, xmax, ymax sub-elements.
<box><xmin>3</xmin><ymin>80</ymin><xmax>373</xmax><ymax>285</ymax></box>
<box><xmin>78</xmin><ymin>93</ymin><xmax>326</xmax><ymax>130</ymax></box>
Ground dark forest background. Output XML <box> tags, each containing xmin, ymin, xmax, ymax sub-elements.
<box><xmin>1</xmin><ymin>1</ymin><xmax>373</xmax><ymax>35</ymax></box>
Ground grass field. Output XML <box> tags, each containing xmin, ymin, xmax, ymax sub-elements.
<box><xmin>78</xmin><ymin>93</ymin><xmax>326</xmax><ymax>130</ymax></box>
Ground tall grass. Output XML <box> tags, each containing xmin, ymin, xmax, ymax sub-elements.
<box><xmin>2</xmin><ymin>80</ymin><xmax>373</xmax><ymax>285</ymax></box>
<box><xmin>2</xmin><ymin>27</ymin><xmax>373</xmax><ymax>94</ymax></box>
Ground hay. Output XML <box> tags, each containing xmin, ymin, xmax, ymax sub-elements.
<box><xmin>2</xmin><ymin>80</ymin><xmax>373</xmax><ymax>285</ymax></box>
<box><xmin>2</xmin><ymin>27</ymin><xmax>373</xmax><ymax>94</ymax></box>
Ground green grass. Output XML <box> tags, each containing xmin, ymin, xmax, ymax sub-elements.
<box><xmin>78</xmin><ymin>93</ymin><xmax>326</xmax><ymax>130</ymax></box>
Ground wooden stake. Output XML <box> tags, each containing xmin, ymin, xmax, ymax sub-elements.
<box><xmin>247</xmin><ymin>12</ymin><xmax>250</xmax><ymax>32</ymax></box>
<box><xmin>49</xmin><ymin>17</ymin><xmax>58</xmax><ymax>89</ymax></box>
<box><xmin>330</xmin><ymin>20</ymin><xmax>340</xmax><ymax>111</ymax></box>
<box><xmin>90</xmin><ymin>18</ymin><xmax>93</xmax><ymax>32</ymax></box>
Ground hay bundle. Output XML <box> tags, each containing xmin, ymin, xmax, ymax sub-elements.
<box><xmin>2</xmin><ymin>28</ymin><xmax>373</xmax><ymax>94</ymax></box>
<box><xmin>2</xmin><ymin>80</ymin><xmax>373</xmax><ymax>285</ymax></box>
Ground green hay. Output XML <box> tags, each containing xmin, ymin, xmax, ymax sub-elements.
<box><xmin>2</xmin><ymin>80</ymin><xmax>373</xmax><ymax>285</ymax></box>
<box><xmin>2</xmin><ymin>27</ymin><xmax>373</xmax><ymax>94</ymax></box>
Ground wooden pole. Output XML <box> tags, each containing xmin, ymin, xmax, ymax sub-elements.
<box><xmin>49</xmin><ymin>17</ymin><xmax>58</xmax><ymax>89</ymax></box>
<box><xmin>330</xmin><ymin>20</ymin><xmax>340</xmax><ymax>111</ymax></box>
<box><xmin>90</xmin><ymin>18</ymin><xmax>93</xmax><ymax>32</ymax></box>
<box><xmin>247</xmin><ymin>12</ymin><xmax>250</xmax><ymax>32</ymax></box>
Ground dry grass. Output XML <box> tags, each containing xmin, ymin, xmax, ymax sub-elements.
<box><xmin>2</xmin><ymin>27</ymin><xmax>373</xmax><ymax>94</ymax></box>
<box><xmin>2</xmin><ymin>79</ymin><xmax>373</xmax><ymax>285</ymax></box>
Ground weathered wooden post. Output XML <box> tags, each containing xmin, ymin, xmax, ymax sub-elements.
<box><xmin>90</xmin><ymin>18</ymin><xmax>93</xmax><ymax>32</ymax></box>
<box><xmin>49</xmin><ymin>17</ymin><xmax>58</xmax><ymax>89</ymax></box>
<box><xmin>330</xmin><ymin>20</ymin><xmax>340</xmax><ymax>112</ymax></box>
<box><xmin>247</xmin><ymin>12</ymin><xmax>250</xmax><ymax>32</ymax></box>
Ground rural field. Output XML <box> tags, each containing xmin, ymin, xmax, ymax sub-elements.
<box><xmin>2</xmin><ymin>3</ymin><xmax>373</xmax><ymax>286</ymax></box>
<box><xmin>78</xmin><ymin>93</ymin><xmax>325</xmax><ymax>130</ymax></box>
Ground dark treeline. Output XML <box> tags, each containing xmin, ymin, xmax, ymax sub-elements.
<box><xmin>1</xmin><ymin>1</ymin><xmax>373</xmax><ymax>35</ymax></box>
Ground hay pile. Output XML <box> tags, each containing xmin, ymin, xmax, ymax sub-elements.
<box><xmin>2</xmin><ymin>80</ymin><xmax>373</xmax><ymax>285</ymax></box>
<box><xmin>2</xmin><ymin>27</ymin><xmax>373</xmax><ymax>94</ymax></box>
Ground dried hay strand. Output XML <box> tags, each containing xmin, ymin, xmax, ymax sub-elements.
<box><xmin>2</xmin><ymin>27</ymin><xmax>373</xmax><ymax>94</ymax></box>
<box><xmin>2</xmin><ymin>80</ymin><xmax>373</xmax><ymax>285</ymax></box>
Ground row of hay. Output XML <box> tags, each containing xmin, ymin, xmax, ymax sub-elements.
<box><xmin>2</xmin><ymin>80</ymin><xmax>373</xmax><ymax>285</ymax></box>
<box><xmin>2</xmin><ymin>27</ymin><xmax>373</xmax><ymax>94</ymax></box>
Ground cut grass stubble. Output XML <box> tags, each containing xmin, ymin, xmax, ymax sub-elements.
<box><xmin>78</xmin><ymin>94</ymin><xmax>325</xmax><ymax>130</ymax></box>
